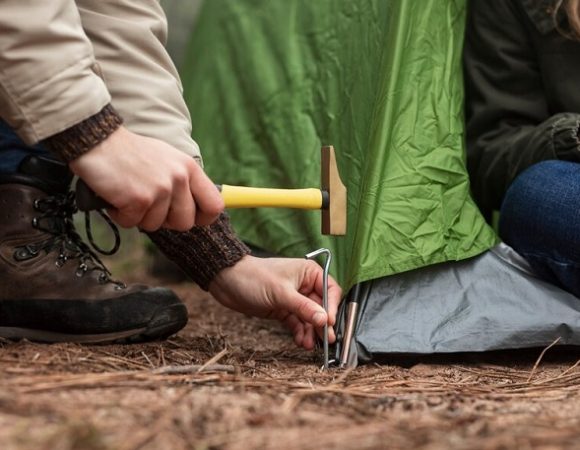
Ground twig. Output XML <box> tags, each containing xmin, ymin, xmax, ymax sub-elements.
<box><xmin>196</xmin><ymin>347</ymin><xmax>228</xmax><ymax>373</ymax></box>
<box><xmin>153</xmin><ymin>364</ymin><xmax>235</xmax><ymax>375</ymax></box>
<box><xmin>527</xmin><ymin>337</ymin><xmax>562</xmax><ymax>383</ymax></box>
<box><xmin>142</xmin><ymin>351</ymin><xmax>155</xmax><ymax>369</ymax></box>
<box><xmin>556</xmin><ymin>358</ymin><xmax>580</xmax><ymax>380</ymax></box>
<box><xmin>329</xmin><ymin>366</ymin><xmax>356</xmax><ymax>387</ymax></box>
<box><xmin>96</xmin><ymin>350</ymin><xmax>149</xmax><ymax>370</ymax></box>
<box><xmin>456</xmin><ymin>366</ymin><xmax>529</xmax><ymax>381</ymax></box>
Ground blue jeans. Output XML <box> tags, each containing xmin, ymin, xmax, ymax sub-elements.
<box><xmin>0</xmin><ymin>120</ymin><xmax>51</xmax><ymax>174</ymax></box>
<box><xmin>500</xmin><ymin>160</ymin><xmax>580</xmax><ymax>297</ymax></box>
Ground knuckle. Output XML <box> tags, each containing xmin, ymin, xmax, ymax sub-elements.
<box><xmin>184</xmin><ymin>158</ymin><xmax>198</xmax><ymax>175</ymax></box>
<box><xmin>156</xmin><ymin>181</ymin><xmax>172</xmax><ymax>199</ymax></box>
<box><xmin>172</xmin><ymin>168</ymin><xmax>189</xmax><ymax>186</ymax></box>
<box><xmin>187</xmin><ymin>158</ymin><xmax>201</xmax><ymax>172</ymax></box>
<box><xmin>133</xmin><ymin>192</ymin><xmax>153</xmax><ymax>209</ymax></box>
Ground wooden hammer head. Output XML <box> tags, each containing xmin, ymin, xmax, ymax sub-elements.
<box><xmin>321</xmin><ymin>145</ymin><xmax>347</xmax><ymax>235</ymax></box>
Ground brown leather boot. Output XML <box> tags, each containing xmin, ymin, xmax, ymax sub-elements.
<box><xmin>0</xmin><ymin>155</ymin><xmax>187</xmax><ymax>343</ymax></box>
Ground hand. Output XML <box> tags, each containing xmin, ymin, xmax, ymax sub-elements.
<box><xmin>208</xmin><ymin>255</ymin><xmax>342</xmax><ymax>350</ymax></box>
<box><xmin>69</xmin><ymin>126</ymin><xmax>224</xmax><ymax>231</ymax></box>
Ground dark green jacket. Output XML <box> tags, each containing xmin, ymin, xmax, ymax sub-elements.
<box><xmin>464</xmin><ymin>0</ymin><xmax>580</xmax><ymax>221</ymax></box>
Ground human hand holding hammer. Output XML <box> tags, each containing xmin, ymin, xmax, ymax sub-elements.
<box><xmin>69</xmin><ymin>126</ymin><xmax>225</xmax><ymax>231</ymax></box>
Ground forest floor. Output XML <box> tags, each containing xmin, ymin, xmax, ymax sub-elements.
<box><xmin>2</xmin><ymin>235</ymin><xmax>580</xmax><ymax>449</ymax></box>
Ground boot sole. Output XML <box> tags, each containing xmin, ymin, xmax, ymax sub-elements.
<box><xmin>0</xmin><ymin>303</ymin><xmax>188</xmax><ymax>344</ymax></box>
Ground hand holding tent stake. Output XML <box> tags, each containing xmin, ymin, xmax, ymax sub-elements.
<box><xmin>75</xmin><ymin>145</ymin><xmax>347</xmax><ymax>236</ymax></box>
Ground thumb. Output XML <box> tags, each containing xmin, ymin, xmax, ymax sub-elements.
<box><xmin>282</xmin><ymin>289</ymin><xmax>328</xmax><ymax>328</ymax></box>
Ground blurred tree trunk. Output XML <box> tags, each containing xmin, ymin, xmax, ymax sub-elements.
<box><xmin>160</xmin><ymin>0</ymin><xmax>204</xmax><ymax>69</ymax></box>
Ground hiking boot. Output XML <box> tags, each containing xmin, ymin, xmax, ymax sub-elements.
<box><xmin>0</xmin><ymin>155</ymin><xmax>188</xmax><ymax>343</ymax></box>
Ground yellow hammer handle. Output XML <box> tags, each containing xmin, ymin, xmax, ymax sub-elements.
<box><xmin>220</xmin><ymin>185</ymin><xmax>323</xmax><ymax>209</ymax></box>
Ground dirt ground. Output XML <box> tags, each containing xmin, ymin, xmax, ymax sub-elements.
<box><xmin>2</xmin><ymin>267</ymin><xmax>580</xmax><ymax>449</ymax></box>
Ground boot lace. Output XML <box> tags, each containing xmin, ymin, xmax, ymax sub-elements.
<box><xmin>16</xmin><ymin>191</ymin><xmax>125</xmax><ymax>289</ymax></box>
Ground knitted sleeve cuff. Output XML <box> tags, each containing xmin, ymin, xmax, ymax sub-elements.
<box><xmin>551</xmin><ymin>113</ymin><xmax>580</xmax><ymax>162</ymax></box>
<box><xmin>146</xmin><ymin>213</ymin><xmax>251</xmax><ymax>290</ymax></box>
<box><xmin>43</xmin><ymin>104</ymin><xmax>123</xmax><ymax>162</ymax></box>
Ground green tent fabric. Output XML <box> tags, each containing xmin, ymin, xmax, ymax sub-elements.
<box><xmin>181</xmin><ymin>0</ymin><xmax>498</xmax><ymax>291</ymax></box>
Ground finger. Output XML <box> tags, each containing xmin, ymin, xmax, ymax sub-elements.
<box><xmin>163</xmin><ymin>172</ymin><xmax>196</xmax><ymax>231</ymax></box>
<box><xmin>305</xmin><ymin>268</ymin><xmax>342</xmax><ymax>327</ymax></box>
<box><xmin>306</xmin><ymin>289</ymin><xmax>340</xmax><ymax>328</ymax></box>
<box><xmin>281</xmin><ymin>289</ymin><xmax>328</xmax><ymax>329</ymax></box>
<box><xmin>284</xmin><ymin>314</ymin><xmax>305</xmax><ymax>347</ymax></box>
<box><xmin>311</xmin><ymin>319</ymin><xmax>336</xmax><ymax>344</ymax></box>
<box><xmin>138</xmin><ymin>192</ymin><xmax>172</xmax><ymax>232</ymax></box>
<box><xmin>303</xmin><ymin>289</ymin><xmax>337</xmax><ymax>344</ymax></box>
<box><xmin>104</xmin><ymin>185</ymin><xmax>151</xmax><ymax>228</ymax></box>
<box><xmin>326</xmin><ymin>277</ymin><xmax>343</xmax><ymax>326</ymax></box>
<box><xmin>302</xmin><ymin>323</ymin><xmax>316</xmax><ymax>350</ymax></box>
<box><xmin>304</xmin><ymin>291</ymin><xmax>329</xmax><ymax>340</ymax></box>
<box><xmin>328</xmin><ymin>325</ymin><xmax>336</xmax><ymax>344</ymax></box>
<box><xmin>277</xmin><ymin>296</ymin><xmax>333</xmax><ymax>347</ymax></box>
<box><xmin>188</xmin><ymin>162</ymin><xmax>224</xmax><ymax>226</ymax></box>
<box><xmin>108</xmin><ymin>205</ymin><xmax>146</xmax><ymax>229</ymax></box>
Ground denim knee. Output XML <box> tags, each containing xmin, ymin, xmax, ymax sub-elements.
<box><xmin>500</xmin><ymin>160</ymin><xmax>580</xmax><ymax>260</ymax></box>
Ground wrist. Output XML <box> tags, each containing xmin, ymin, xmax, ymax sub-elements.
<box><xmin>208</xmin><ymin>254</ymin><xmax>253</xmax><ymax>293</ymax></box>
<box><xmin>43</xmin><ymin>104</ymin><xmax>123</xmax><ymax>163</ymax></box>
<box><xmin>68</xmin><ymin>125</ymin><xmax>128</xmax><ymax>176</ymax></box>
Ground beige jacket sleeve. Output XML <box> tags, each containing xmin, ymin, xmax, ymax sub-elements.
<box><xmin>0</xmin><ymin>0</ymin><xmax>201</xmax><ymax>162</ymax></box>
<box><xmin>77</xmin><ymin>0</ymin><xmax>201</xmax><ymax>162</ymax></box>
<box><xmin>0</xmin><ymin>0</ymin><xmax>111</xmax><ymax>145</ymax></box>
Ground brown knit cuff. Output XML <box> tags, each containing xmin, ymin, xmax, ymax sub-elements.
<box><xmin>43</xmin><ymin>104</ymin><xmax>123</xmax><ymax>162</ymax></box>
<box><xmin>146</xmin><ymin>213</ymin><xmax>251</xmax><ymax>290</ymax></box>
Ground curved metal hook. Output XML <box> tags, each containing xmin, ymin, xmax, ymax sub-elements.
<box><xmin>305</xmin><ymin>248</ymin><xmax>332</xmax><ymax>370</ymax></box>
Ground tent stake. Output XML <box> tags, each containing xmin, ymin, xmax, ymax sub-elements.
<box><xmin>305</xmin><ymin>248</ymin><xmax>332</xmax><ymax>370</ymax></box>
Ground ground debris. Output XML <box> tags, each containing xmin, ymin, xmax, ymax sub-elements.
<box><xmin>2</xmin><ymin>282</ymin><xmax>580</xmax><ymax>449</ymax></box>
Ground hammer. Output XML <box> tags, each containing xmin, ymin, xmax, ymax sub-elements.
<box><xmin>75</xmin><ymin>145</ymin><xmax>347</xmax><ymax>235</ymax></box>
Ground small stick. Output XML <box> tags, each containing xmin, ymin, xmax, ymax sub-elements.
<box><xmin>527</xmin><ymin>336</ymin><xmax>562</xmax><ymax>383</ymax></box>
<box><xmin>556</xmin><ymin>358</ymin><xmax>580</xmax><ymax>379</ymax></box>
<box><xmin>142</xmin><ymin>351</ymin><xmax>155</xmax><ymax>369</ymax></box>
<box><xmin>153</xmin><ymin>364</ymin><xmax>235</xmax><ymax>375</ymax></box>
<box><xmin>196</xmin><ymin>347</ymin><xmax>228</xmax><ymax>373</ymax></box>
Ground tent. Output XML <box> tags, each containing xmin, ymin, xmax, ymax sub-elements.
<box><xmin>181</xmin><ymin>0</ymin><xmax>580</xmax><ymax>365</ymax></box>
